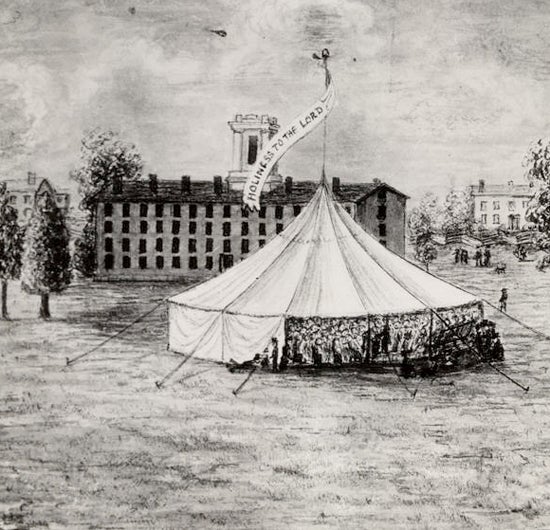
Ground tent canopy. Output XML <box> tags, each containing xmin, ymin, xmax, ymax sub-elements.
<box><xmin>168</xmin><ymin>181</ymin><xmax>478</xmax><ymax>362</ymax></box>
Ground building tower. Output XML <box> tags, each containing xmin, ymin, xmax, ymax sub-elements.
<box><xmin>226</xmin><ymin>113</ymin><xmax>282</xmax><ymax>191</ymax></box>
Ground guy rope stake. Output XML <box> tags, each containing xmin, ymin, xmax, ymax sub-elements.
<box><xmin>232</xmin><ymin>366</ymin><xmax>257</xmax><ymax>396</ymax></box>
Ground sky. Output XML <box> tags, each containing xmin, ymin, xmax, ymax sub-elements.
<box><xmin>1</xmin><ymin>0</ymin><xmax>549</xmax><ymax>201</ymax></box>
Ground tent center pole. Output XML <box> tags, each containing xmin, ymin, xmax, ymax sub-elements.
<box><xmin>366</xmin><ymin>316</ymin><xmax>371</xmax><ymax>363</ymax></box>
<box><xmin>428</xmin><ymin>312</ymin><xmax>433</xmax><ymax>359</ymax></box>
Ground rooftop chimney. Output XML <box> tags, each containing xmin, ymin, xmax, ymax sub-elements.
<box><xmin>478</xmin><ymin>179</ymin><xmax>485</xmax><ymax>192</ymax></box>
<box><xmin>27</xmin><ymin>171</ymin><xmax>36</xmax><ymax>186</ymax></box>
<box><xmin>213</xmin><ymin>175</ymin><xmax>223</xmax><ymax>195</ymax></box>
<box><xmin>332</xmin><ymin>177</ymin><xmax>340</xmax><ymax>193</ymax></box>
<box><xmin>181</xmin><ymin>175</ymin><xmax>191</xmax><ymax>194</ymax></box>
<box><xmin>148</xmin><ymin>173</ymin><xmax>158</xmax><ymax>193</ymax></box>
<box><xmin>112</xmin><ymin>175</ymin><xmax>122</xmax><ymax>194</ymax></box>
<box><xmin>285</xmin><ymin>176</ymin><xmax>293</xmax><ymax>194</ymax></box>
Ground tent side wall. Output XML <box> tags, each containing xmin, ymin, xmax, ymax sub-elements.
<box><xmin>169</xmin><ymin>302</ymin><xmax>285</xmax><ymax>363</ymax></box>
<box><xmin>168</xmin><ymin>303</ymin><xmax>223</xmax><ymax>361</ymax></box>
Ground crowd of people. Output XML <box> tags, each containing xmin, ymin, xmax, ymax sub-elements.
<box><xmin>273</xmin><ymin>305</ymin><xmax>484</xmax><ymax>370</ymax></box>
<box><xmin>454</xmin><ymin>246</ymin><xmax>492</xmax><ymax>267</ymax></box>
<box><xmin>228</xmin><ymin>303</ymin><xmax>496</xmax><ymax>374</ymax></box>
<box><xmin>513</xmin><ymin>244</ymin><xmax>528</xmax><ymax>261</ymax></box>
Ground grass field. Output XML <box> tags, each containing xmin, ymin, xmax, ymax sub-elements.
<box><xmin>2</xmin><ymin>248</ymin><xmax>550</xmax><ymax>529</ymax></box>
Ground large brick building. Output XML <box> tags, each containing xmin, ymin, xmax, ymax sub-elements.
<box><xmin>93</xmin><ymin>112</ymin><xmax>407</xmax><ymax>281</ymax></box>
<box><xmin>94</xmin><ymin>175</ymin><xmax>407</xmax><ymax>281</ymax></box>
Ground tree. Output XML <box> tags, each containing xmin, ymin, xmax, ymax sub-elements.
<box><xmin>71</xmin><ymin>129</ymin><xmax>143</xmax><ymax>277</ymax></box>
<box><xmin>0</xmin><ymin>182</ymin><xmax>23</xmax><ymax>318</ymax></box>
<box><xmin>441</xmin><ymin>187</ymin><xmax>474</xmax><ymax>236</ymax></box>
<box><xmin>408</xmin><ymin>192</ymin><xmax>442</xmax><ymax>271</ymax></box>
<box><xmin>524</xmin><ymin>138</ymin><xmax>550</xmax><ymax>249</ymax></box>
<box><xmin>21</xmin><ymin>194</ymin><xmax>71</xmax><ymax>318</ymax></box>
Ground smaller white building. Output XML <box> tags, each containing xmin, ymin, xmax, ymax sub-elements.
<box><xmin>470</xmin><ymin>179</ymin><xmax>534</xmax><ymax>231</ymax></box>
<box><xmin>4</xmin><ymin>172</ymin><xmax>70</xmax><ymax>222</ymax></box>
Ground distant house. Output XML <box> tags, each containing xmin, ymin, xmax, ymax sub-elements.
<box><xmin>470</xmin><ymin>179</ymin><xmax>534</xmax><ymax>231</ymax></box>
<box><xmin>4</xmin><ymin>172</ymin><xmax>70</xmax><ymax>222</ymax></box>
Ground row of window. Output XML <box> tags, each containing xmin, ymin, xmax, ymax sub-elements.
<box><xmin>10</xmin><ymin>194</ymin><xmax>66</xmax><ymax>205</ymax></box>
<box><xmin>104</xmin><ymin>253</ymin><xmax>253</xmax><ymax>271</ymax></box>
<box><xmin>479</xmin><ymin>200</ymin><xmax>529</xmax><ymax>212</ymax></box>
<box><xmin>105</xmin><ymin>254</ymin><xmax>204</xmax><ymax>270</ymax></box>
<box><xmin>105</xmin><ymin>236</ymin><xmax>262</xmax><ymax>255</ymax></box>
<box><xmin>480</xmin><ymin>214</ymin><xmax>523</xmax><ymax>225</ymax></box>
<box><xmin>104</xmin><ymin>202</ymin><xmax>301</xmax><ymax>219</ymax></box>
<box><xmin>104</xmin><ymin>220</ymin><xmax>284</xmax><ymax>236</ymax></box>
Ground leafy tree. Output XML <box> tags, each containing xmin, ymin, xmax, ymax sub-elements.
<box><xmin>442</xmin><ymin>188</ymin><xmax>474</xmax><ymax>236</ymax></box>
<box><xmin>21</xmin><ymin>194</ymin><xmax>71</xmax><ymax>318</ymax></box>
<box><xmin>417</xmin><ymin>241</ymin><xmax>438</xmax><ymax>272</ymax></box>
<box><xmin>73</xmin><ymin>222</ymin><xmax>97</xmax><ymax>278</ymax></box>
<box><xmin>71</xmin><ymin>129</ymin><xmax>143</xmax><ymax>276</ymax></box>
<box><xmin>0</xmin><ymin>182</ymin><xmax>23</xmax><ymax>318</ymax></box>
<box><xmin>408</xmin><ymin>192</ymin><xmax>442</xmax><ymax>270</ymax></box>
<box><xmin>524</xmin><ymin>138</ymin><xmax>550</xmax><ymax>248</ymax></box>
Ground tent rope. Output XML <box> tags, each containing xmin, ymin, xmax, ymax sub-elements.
<box><xmin>427</xmin><ymin>308</ymin><xmax>529</xmax><ymax>392</ymax></box>
<box><xmin>229</xmin><ymin>316</ymin><xmax>283</xmax><ymax>396</ymax></box>
<box><xmin>479</xmin><ymin>298</ymin><xmax>550</xmax><ymax>342</ymax></box>
<box><xmin>64</xmin><ymin>282</ymin><xmax>199</xmax><ymax>367</ymax></box>
<box><xmin>383</xmin><ymin>349</ymin><xmax>418</xmax><ymax>398</ymax></box>
<box><xmin>155</xmin><ymin>312</ymin><xmax>223</xmax><ymax>388</ymax></box>
<box><xmin>65</xmin><ymin>298</ymin><xmax>166</xmax><ymax>366</ymax></box>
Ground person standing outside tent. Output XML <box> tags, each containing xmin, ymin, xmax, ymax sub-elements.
<box><xmin>474</xmin><ymin>247</ymin><xmax>482</xmax><ymax>267</ymax></box>
<box><xmin>484</xmin><ymin>246</ymin><xmax>492</xmax><ymax>267</ymax></box>
<box><xmin>270</xmin><ymin>337</ymin><xmax>279</xmax><ymax>372</ymax></box>
<box><xmin>332</xmin><ymin>334</ymin><xmax>343</xmax><ymax>365</ymax></box>
<box><xmin>499</xmin><ymin>288</ymin><xmax>508</xmax><ymax>312</ymax></box>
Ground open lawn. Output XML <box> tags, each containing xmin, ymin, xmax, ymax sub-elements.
<box><xmin>2</xmin><ymin>248</ymin><xmax>550</xmax><ymax>529</ymax></box>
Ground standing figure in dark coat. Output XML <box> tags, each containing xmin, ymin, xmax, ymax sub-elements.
<box><xmin>382</xmin><ymin>322</ymin><xmax>390</xmax><ymax>356</ymax></box>
<box><xmin>461</xmin><ymin>249</ymin><xmax>469</xmax><ymax>265</ymax></box>
<box><xmin>331</xmin><ymin>335</ymin><xmax>343</xmax><ymax>365</ymax></box>
<box><xmin>484</xmin><ymin>247</ymin><xmax>492</xmax><ymax>267</ymax></box>
<box><xmin>454</xmin><ymin>248</ymin><xmax>461</xmax><ymax>264</ymax></box>
<box><xmin>279</xmin><ymin>345</ymin><xmax>290</xmax><ymax>371</ymax></box>
<box><xmin>292</xmin><ymin>334</ymin><xmax>301</xmax><ymax>363</ymax></box>
<box><xmin>499</xmin><ymin>288</ymin><xmax>508</xmax><ymax>312</ymax></box>
<box><xmin>270</xmin><ymin>337</ymin><xmax>279</xmax><ymax>372</ymax></box>
<box><xmin>474</xmin><ymin>247</ymin><xmax>482</xmax><ymax>266</ymax></box>
<box><xmin>312</xmin><ymin>340</ymin><xmax>322</xmax><ymax>367</ymax></box>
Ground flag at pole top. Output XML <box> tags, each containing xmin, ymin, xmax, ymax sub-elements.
<box><xmin>242</xmin><ymin>49</ymin><xmax>336</xmax><ymax>211</ymax></box>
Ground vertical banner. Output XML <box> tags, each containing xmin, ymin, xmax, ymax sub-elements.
<box><xmin>242</xmin><ymin>77</ymin><xmax>336</xmax><ymax>211</ymax></box>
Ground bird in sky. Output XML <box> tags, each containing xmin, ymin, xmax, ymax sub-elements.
<box><xmin>209</xmin><ymin>29</ymin><xmax>227</xmax><ymax>37</ymax></box>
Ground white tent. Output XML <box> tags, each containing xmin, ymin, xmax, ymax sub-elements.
<box><xmin>168</xmin><ymin>182</ymin><xmax>480</xmax><ymax>362</ymax></box>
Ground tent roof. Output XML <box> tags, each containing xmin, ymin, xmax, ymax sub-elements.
<box><xmin>169</xmin><ymin>182</ymin><xmax>477</xmax><ymax>318</ymax></box>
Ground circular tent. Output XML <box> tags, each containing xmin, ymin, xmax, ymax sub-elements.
<box><xmin>168</xmin><ymin>182</ymin><xmax>481</xmax><ymax>362</ymax></box>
